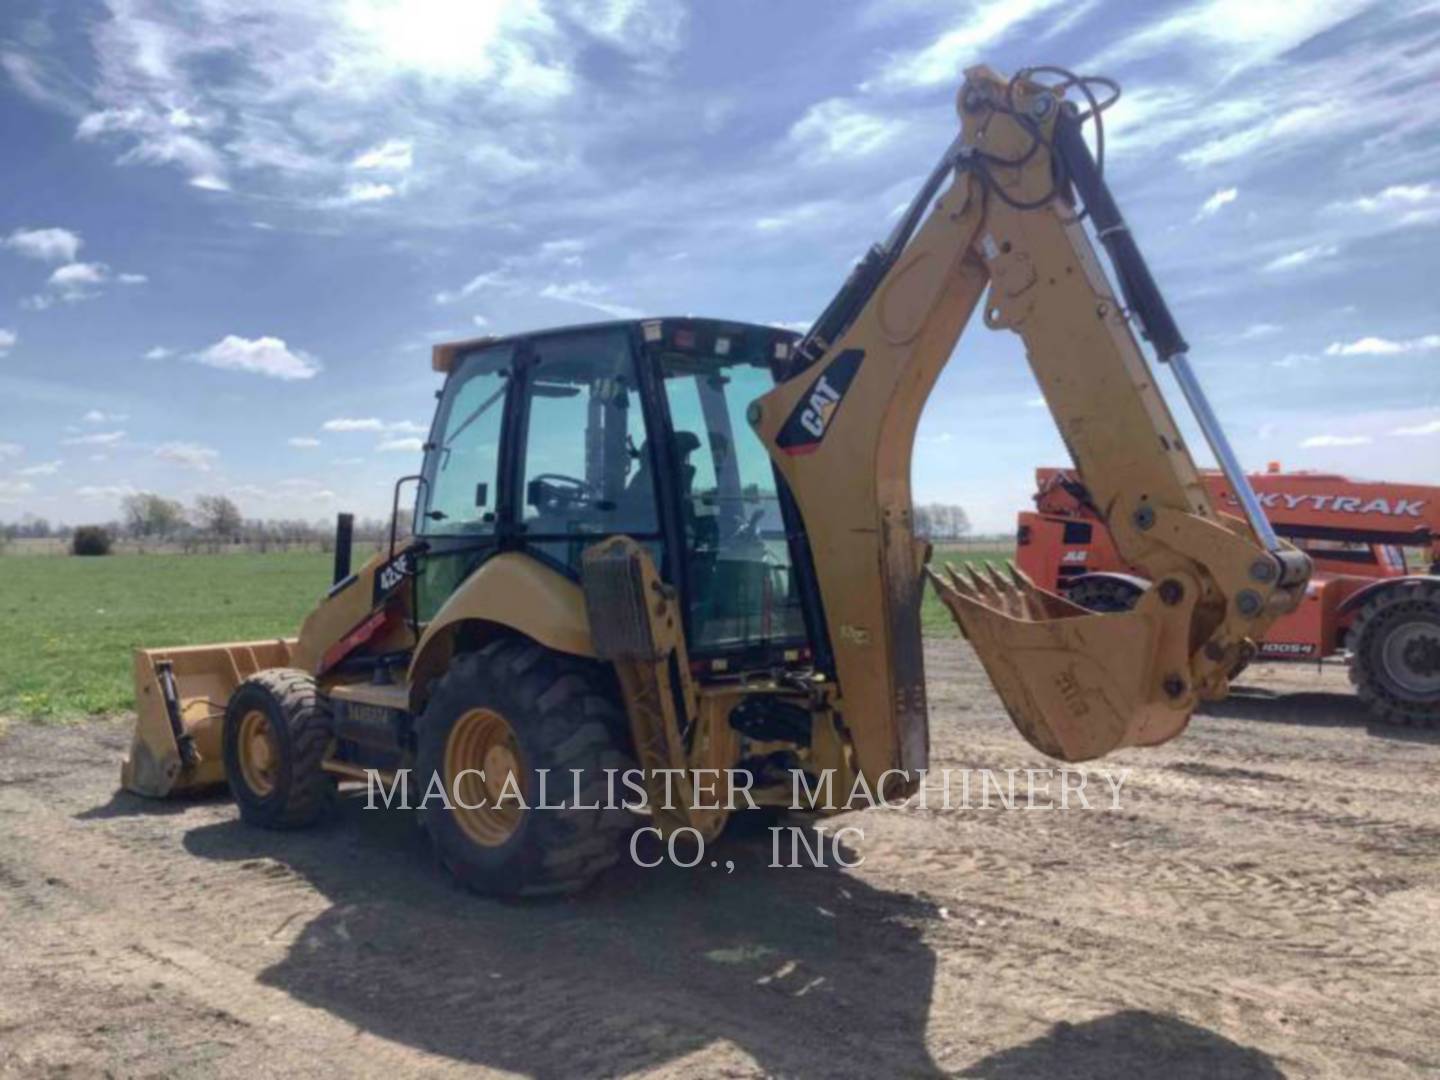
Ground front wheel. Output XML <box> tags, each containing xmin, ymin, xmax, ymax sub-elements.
<box><xmin>223</xmin><ymin>669</ymin><xmax>336</xmax><ymax>828</ymax></box>
<box><xmin>1349</xmin><ymin>580</ymin><xmax>1440</xmax><ymax>727</ymax></box>
<box><xmin>415</xmin><ymin>638</ymin><xmax>635</xmax><ymax>897</ymax></box>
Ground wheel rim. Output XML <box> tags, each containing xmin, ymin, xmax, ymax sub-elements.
<box><xmin>444</xmin><ymin>708</ymin><xmax>526</xmax><ymax>847</ymax></box>
<box><xmin>237</xmin><ymin>708</ymin><xmax>280</xmax><ymax>796</ymax></box>
<box><xmin>1380</xmin><ymin>618</ymin><xmax>1440</xmax><ymax>697</ymax></box>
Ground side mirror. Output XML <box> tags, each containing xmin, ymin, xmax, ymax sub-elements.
<box><xmin>475</xmin><ymin>481</ymin><xmax>488</xmax><ymax>508</ymax></box>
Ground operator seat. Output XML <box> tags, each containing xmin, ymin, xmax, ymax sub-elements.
<box><xmin>620</xmin><ymin>431</ymin><xmax>701</xmax><ymax>529</ymax></box>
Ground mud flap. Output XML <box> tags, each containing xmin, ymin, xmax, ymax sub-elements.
<box><xmin>926</xmin><ymin>562</ymin><xmax>1194</xmax><ymax>762</ymax></box>
<box><xmin>122</xmin><ymin>640</ymin><xmax>297</xmax><ymax>797</ymax></box>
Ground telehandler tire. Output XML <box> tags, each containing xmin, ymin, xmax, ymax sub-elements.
<box><xmin>223</xmin><ymin>669</ymin><xmax>336</xmax><ymax>829</ymax></box>
<box><xmin>1064</xmin><ymin>575</ymin><xmax>1144</xmax><ymax>613</ymax></box>
<box><xmin>416</xmin><ymin>637</ymin><xmax>635</xmax><ymax>897</ymax></box>
<box><xmin>1349</xmin><ymin>580</ymin><xmax>1440</xmax><ymax>727</ymax></box>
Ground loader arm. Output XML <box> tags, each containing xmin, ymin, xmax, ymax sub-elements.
<box><xmin>752</xmin><ymin>65</ymin><xmax>1310</xmax><ymax>778</ymax></box>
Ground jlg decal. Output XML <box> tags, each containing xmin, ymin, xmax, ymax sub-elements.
<box><xmin>775</xmin><ymin>349</ymin><xmax>864</xmax><ymax>455</ymax></box>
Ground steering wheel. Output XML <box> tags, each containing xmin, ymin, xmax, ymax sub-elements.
<box><xmin>529</xmin><ymin>472</ymin><xmax>596</xmax><ymax>511</ymax></box>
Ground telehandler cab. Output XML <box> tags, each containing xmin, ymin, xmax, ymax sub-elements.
<box><xmin>123</xmin><ymin>66</ymin><xmax>1309</xmax><ymax>895</ymax></box>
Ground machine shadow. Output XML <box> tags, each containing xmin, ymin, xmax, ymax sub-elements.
<box><xmin>76</xmin><ymin>785</ymin><xmax>230</xmax><ymax>820</ymax></box>
<box><xmin>959</xmin><ymin>1009</ymin><xmax>1285</xmax><ymax>1079</ymax></box>
<box><xmin>1209</xmin><ymin>686</ymin><xmax>1440</xmax><ymax>745</ymax></box>
<box><xmin>183</xmin><ymin>796</ymin><xmax>949</xmax><ymax>1078</ymax></box>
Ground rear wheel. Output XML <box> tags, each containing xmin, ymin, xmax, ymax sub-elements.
<box><xmin>223</xmin><ymin>669</ymin><xmax>335</xmax><ymax>828</ymax></box>
<box><xmin>1349</xmin><ymin>580</ymin><xmax>1440</xmax><ymax>727</ymax></box>
<box><xmin>416</xmin><ymin>638</ymin><xmax>635</xmax><ymax>897</ymax></box>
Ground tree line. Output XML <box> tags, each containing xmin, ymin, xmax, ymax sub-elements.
<box><xmin>2</xmin><ymin>492</ymin><xmax>410</xmax><ymax>554</ymax></box>
<box><xmin>913</xmin><ymin>503</ymin><xmax>972</xmax><ymax>540</ymax></box>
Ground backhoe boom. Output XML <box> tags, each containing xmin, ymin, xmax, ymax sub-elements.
<box><xmin>753</xmin><ymin>65</ymin><xmax>1309</xmax><ymax>776</ymax></box>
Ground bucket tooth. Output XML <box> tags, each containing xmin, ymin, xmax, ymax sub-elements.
<box><xmin>983</xmin><ymin>561</ymin><xmax>1026</xmax><ymax>619</ymax></box>
<box><xmin>943</xmin><ymin>562</ymin><xmax>974</xmax><ymax>599</ymax></box>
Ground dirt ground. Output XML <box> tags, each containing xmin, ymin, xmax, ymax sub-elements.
<box><xmin>2</xmin><ymin>643</ymin><xmax>1437</xmax><ymax>1079</ymax></box>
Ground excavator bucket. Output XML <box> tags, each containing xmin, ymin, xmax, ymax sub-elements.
<box><xmin>122</xmin><ymin>639</ymin><xmax>296</xmax><ymax>798</ymax></box>
<box><xmin>926</xmin><ymin>562</ymin><xmax>1191</xmax><ymax>762</ymax></box>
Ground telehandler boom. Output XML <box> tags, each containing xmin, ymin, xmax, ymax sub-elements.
<box><xmin>123</xmin><ymin>66</ymin><xmax>1308</xmax><ymax>895</ymax></box>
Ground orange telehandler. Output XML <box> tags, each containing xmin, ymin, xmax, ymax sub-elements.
<box><xmin>1018</xmin><ymin>465</ymin><xmax>1440</xmax><ymax>725</ymax></box>
<box><xmin>120</xmin><ymin>65</ymin><xmax>1309</xmax><ymax>895</ymax></box>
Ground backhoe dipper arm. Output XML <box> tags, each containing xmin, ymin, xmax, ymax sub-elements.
<box><xmin>751</xmin><ymin>66</ymin><xmax>1309</xmax><ymax>781</ymax></box>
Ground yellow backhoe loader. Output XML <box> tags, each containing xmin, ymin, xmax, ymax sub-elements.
<box><xmin>122</xmin><ymin>65</ymin><xmax>1310</xmax><ymax>895</ymax></box>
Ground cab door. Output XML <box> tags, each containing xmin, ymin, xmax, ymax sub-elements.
<box><xmin>414</xmin><ymin>340</ymin><xmax>515</xmax><ymax>621</ymax></box>
<box><xmin>509</xmin><ymin>325</ymin><xmax>663</xmax><ymax>577</ymax></box>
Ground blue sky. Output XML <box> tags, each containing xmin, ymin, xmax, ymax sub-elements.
<box><xmin>1</xmin><ymin>0</ymin><xmax>1437</xmax><ymax>532</ymax></box>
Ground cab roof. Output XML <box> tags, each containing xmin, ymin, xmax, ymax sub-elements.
<box><xmin>431</xmin><ymin>316</ymin><xmax>803</xmax><ymax>373</ymax></box>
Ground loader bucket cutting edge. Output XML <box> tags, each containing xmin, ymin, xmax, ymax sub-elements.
<box><xmin>926</xmin><ymin>562</ymin><xmax>1190</xmax><ymax>762</ymax></box>
<box><xmin>122</xmin><ymin>639</ymin><xmax>297</xmax><ymax>798</ymax></box>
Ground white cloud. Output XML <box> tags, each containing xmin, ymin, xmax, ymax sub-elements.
<box><xmin>1194</xmin><ymin>187</ymin><xmax>1237</xmax><ymax>220</ymax></box>
<box><xmin>62</xmin><ymin>430</ymin><xmax>126</xmax><ymax>446</ymax></box>
<box><xmin>1262</xmin><ymin>244</ymin><xmax>1338</xmax><ymax>273</ymax></box>
<box><xmin>538</xmin><ymin>280</ymin><xmax>641</xmax><ymax>318</ymax></box>
<box><xmin>0</xmin><ymin>328</ymin><xmax>15</xmax><ymax>355</ymax></box>
<box><xmin>866</xmin><ymin>0</ymin><xmax>1067</xmax><ymax>90</ymax></box>
<box><xmin>323</xmin><ymin>417</ymin><xmax>386</xmax><ymax>432</ymax></box>
<box><xmin>788</xmin><ymin>99</ymin><xmax>904</xmax><ymax>160</ymax></box>
<box><xmin>1234</xmin><ymin>322</ymin><xmax>1281</xmax><ymax>340</ymax></box>
<box><xmin>3</xmin><ymin>226</ymin><xmax>82</xmax><ymax>262</ymax></box>
<box><xmin>1393</xmin><ymin>419</ymin><xmax>1440</xmax><ymax>437</ymax></box>
<box><xmin>154</xmin><ymin>441</ymin><xmax>219</xmax><ymax>471</ymax></box>
<box><xmin>117</xmin><ymin>271</ymin><xmax>148</xmax><ymax>285</ymax></box>
<box><xmin>49</xmin><ymin>261</ymin><xmax>108</xmax><ymax>288</ymax></box>
<box><xmin>353</xmin><ymin>138</ymin><xmax>413</xmax><ymax>171</ymax></box>
<box><xmin>144</xmin><ymin>346</ymin><xmax>173</xmax><ymax>360</ymax></box>
<box><xmin>192</xmin><ymin>334</ymin><xmax>322</xmax><ymax>380</ymax></box>
<box><xmin>435</xmin><ymin>270</ymin><xmax>510</xmax><ymax>304</ymax></box>
<box><xmin>1324</xmin><ymin>334</ymin><xmax>1440</xmax><ymax>357</ymax></box>
<box><xmin>1331</xmin><ymin>183</ymin><xmax>1440</xmax><ymax>226</ymax></box>
<box><xmin>754</xmin><ymin>201</ymin><xmax>832</xmax><ymax>233</ymax></box>
<box><xmin>1272</xmin><ymin>353</ymin><xmax>1312</xmax><ymax>369</ymax></box>
<box><xmin>323</xmin><ymin>417</ymin><xmax>427</xmax><ymax>438</ymax></box>
<box><xmin>0</xmin><ymin>479</ymin><xmax>35</xmax><ymax>501</ymax></box>
<box><xmin>44</xmin><ymin>0</ymin><xmax>686</xmax><ymax>220</ymax></box>
<box><xmin>84</xmin><ymin>409</ymin><xmax>128</xmax><ymax>423</ymax></box>
<box><xmin>0</xmin><ymin>442</ymin><xmax>22</xmax><ymax>459</ymax></box>
<box><xmin>76</xmin><ymin>483</ymin><xmax>138</xmax><ymax>500</ymax></box>
<box><xmin>333</xmin><ymin>180</ymin><xmax>398</xmax><ymax>205</ymax></box>
<box><xmin>1099</xmin><ymin>1</ymin><xmax>1372</xmax><ymax>75</ymax></box>
<box><xmin>288</xmin><ymin>436</ymin><xmax>322</xmax><ymax>448</ymax></box>
<box><xmin>377</xmin><ymin>437</ymin><xmax>425</xmax><ymax>453</ymax></box>
<box><xmin>1300</xmin><ymin>434</ymin><xmax>1371</xmax><ymax>448</ymax></box>
<box><xmin>473</xmin><ymin>314</ymin><xmax>491</xmax><ymax>328</ymax></box>
<box><xmin>17</xmin><ymin>460</ymin><xmax>63</xmax><ymax>476</ymax></box>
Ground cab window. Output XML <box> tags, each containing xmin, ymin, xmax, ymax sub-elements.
<box><xmin>659</xmin><ymin>349</ymin><xmax>807</xmax><ymax>651</ymax></box>
<box><xmin>518</xmin><ymin>328</ymin><xmax>657</xmax><ymax>572</ymax></box>
<box><xmin>418</xmin><ymin>343</ymin><xmax>510</xmax><ymax>537</ymax></box>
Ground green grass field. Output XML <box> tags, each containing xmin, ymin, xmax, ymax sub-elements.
<box><xmin>1</xmin><ymin>551</ymin><xmax>332</xmax><ymax>721</ymax></box>
<box><xmin>0</xmin><ymin>543</ymin><xmax>1010</xmax><ymax>721</ymax></box>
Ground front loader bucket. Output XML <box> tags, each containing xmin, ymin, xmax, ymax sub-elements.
<box><xmin>122</xmin><ymin>639</ymin><xmax>297</xmax><ymax>798</ymax></box>
<box><xmin>927</xmin><ymin>563</ymin><xmax>1191</xmax><ymax>762</ymax></box>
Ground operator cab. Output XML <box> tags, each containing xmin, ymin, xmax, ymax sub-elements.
<box><xmin>417</xmin><ymin>318</ymin><xmax>815</xmax><ymax>672</ymax></box>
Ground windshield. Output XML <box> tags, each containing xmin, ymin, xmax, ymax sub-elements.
<box><xmin>419</xmin><ymin>342</ymin><xmax>511</xmax><ymax>537</ymax></box>
<box><xmin>659</xmin><ymin>345</ymin><xmax>807</xmax><ymax>652</ymax></box>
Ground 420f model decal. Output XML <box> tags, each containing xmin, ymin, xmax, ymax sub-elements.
<box><xmin>775</xmin><ymin>349</ymin><xmax>864</xmax><ymax>455</ymax></box>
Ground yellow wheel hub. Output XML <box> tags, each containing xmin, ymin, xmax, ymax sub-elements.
<box><xmin>445</xmin><ymin>708</ymin><xmax>525</xmax><ymax>847</ymax></box>
<box><xmin>237</xmin><ymin>708</ymin><xmax>280</xmax><ymax>797</ymax></box>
